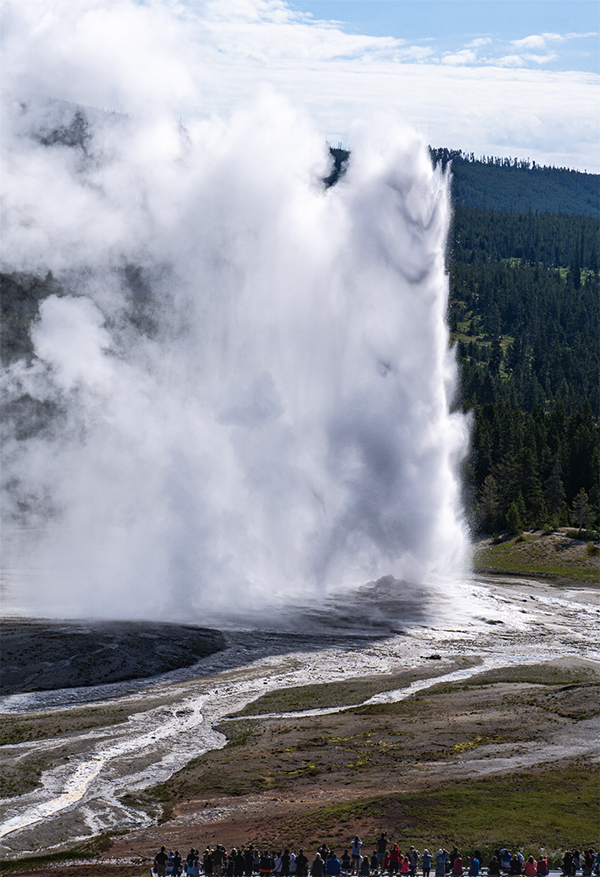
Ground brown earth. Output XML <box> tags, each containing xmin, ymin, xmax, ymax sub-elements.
<box><xmin>103</xmin><ymin>658</ymin><xmax>600</xmax><ymax>861</ymax></box>
<box><xmin>9</xmin><ymin>870</ymin><xmax>147</xmax><ymax>877</ymax></box>
<box><xmin>3</xmin><ymin>580</ymin><xmax>599</xmax><ymax>875</ymax></box>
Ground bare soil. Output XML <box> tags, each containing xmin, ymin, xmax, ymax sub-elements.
<box><xmin>104</xmin><ymin>658</ymin><xmax>600</xmax><ymax>861</ymax></box>
<box><xmin>2</xmin><ymin>577</ymin><xmax>599</xmax><ymax>874</ymax></box>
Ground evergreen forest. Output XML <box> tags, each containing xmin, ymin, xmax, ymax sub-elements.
<box><xmin>447</xmin><ymin>202</ymin><xmax>599</xmax><ymax>535</ymax></box>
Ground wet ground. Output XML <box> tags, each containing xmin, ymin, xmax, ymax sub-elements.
<box><xmin>0</xmin><ymin>621</ymin><xmax>225</xmax><ymax>696</ymax></box>
<box><xmin>0</xmin><ymin>575</ymin><xmax>599</xmax><ymax>864</ymax></box>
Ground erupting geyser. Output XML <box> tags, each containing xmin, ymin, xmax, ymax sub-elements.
<box><xmin>1</xmin><ymin>13</ymin><xmax>470</xmax><ymax>621</ymax></box>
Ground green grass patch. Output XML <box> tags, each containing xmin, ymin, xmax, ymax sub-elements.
<box><xmin>434</xmin><ymin>662</ymin><xmax>600</xmax><ymax>689</ymax></box>
<box><xmin>231</xmin><ymin>660</ymin><xmax>481</xmax><ymax>717</ymax></box>
<box><xmin>0</xmin><ymin>752</ymin><xmax>50</xmax><ymax>798</ymax></box>
<box><xmin>270</xmin><ymin>761</ymin><xmax>598</xmax><ymax>860</ymax></box>
<box><xmin>475</xmin><ymin>538</ymin><xmax>599</xmax><ymax>583</ymax></box>
<box><xmin>353</xmin><ymin>661</ymin><xmax>600</xmax><ymax>720</ymax></box>
<box><xmin>0</xmin><ymin>832</ymin><xmax>133</xmax><ymax>875</ymax></box>
<box><xmin>478</xmin><ymin>557</ymin><xmax>599</xmax><ymax>582</ymax></box>
<box><xmin>0</xmin><ymin>703</ymin><xmax>133</xmax><ymax>747</ymax></box>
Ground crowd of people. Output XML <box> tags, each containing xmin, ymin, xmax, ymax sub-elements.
<box><xmin>151</xmin><ymin>837</ymin><xmax>600</xmax><ymax>877</ymax></box>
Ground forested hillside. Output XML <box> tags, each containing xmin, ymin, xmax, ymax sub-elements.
<box><xmin>448</xmin><ymin>205</ymin><xmax>599</xmax><ymax>535</ymax></box>
<box><xmin>431</xmin><ymin>148</ymin><xmax>599</xmax><ymax>216</ymax></box>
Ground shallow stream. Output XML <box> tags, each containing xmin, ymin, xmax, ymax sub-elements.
<box><xmin>1</xmin><ymin>576</ymin><xmax>599</xmax><ymax>858</ymax></box>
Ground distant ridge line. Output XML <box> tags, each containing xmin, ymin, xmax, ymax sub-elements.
<box><xmin>325</xmin><ymin>146</ymin><xmax>598</xmax><ymax>217</ymax></box>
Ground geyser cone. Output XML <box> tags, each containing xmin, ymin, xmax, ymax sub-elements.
<box><xmin>1</xmin><ymin>91</ymin><xmax>469</xmax><ymax>620</ymax></box>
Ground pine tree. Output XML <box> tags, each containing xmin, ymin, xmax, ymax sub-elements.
<box><xmin>506</xmin><ymin>501</ymin><xmax>523</xmax><ymax>536</ymax></box>
<box><xmin>572</xmin><ymin>489</ymin><xmax>591</xmax><ymax>533</ymax></box>
<box><xmin>478</xmin><ymin>475</ymin><xmax>499</xmax><ymax>533</ymax></box>
<box><xmin>544</xmin><ymin>458</ymin><xmax>566</xmax><ymax>523</ymax></box>
<box><xmin>568</xmin><ymin>246</ymin><xmax>581</xmax><ymax>289</ymax></box>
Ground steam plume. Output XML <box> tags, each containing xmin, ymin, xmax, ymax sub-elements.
<box><xmin>1</xmin><ymin>2</ymin><xmax>469</xmax><ymax>621</ymax></box>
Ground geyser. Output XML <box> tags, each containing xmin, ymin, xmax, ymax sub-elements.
<box><xmin>1</xmin><ymin>87</ymin><xmax>469</xmax><ymax>622</ymax></box>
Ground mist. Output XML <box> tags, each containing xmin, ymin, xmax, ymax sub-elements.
<box><xmin>0</xmin><ymin>2</ymin><xmax>470</xmax><ymax>622</ymax></box>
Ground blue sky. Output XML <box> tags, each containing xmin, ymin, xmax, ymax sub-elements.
<box><xmin>4</xmin><ymin>0</ymin><xmax>599</xmax><ymax>170</ymax></box>
<box><xmin>289</xmin><ymin>1</ymin><xmax>599</xmax><ymax>73</ymax></box>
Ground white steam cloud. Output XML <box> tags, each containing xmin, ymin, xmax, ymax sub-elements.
<box><xmin>1</xmin><ymin>2</ymin><xmax>470</xmax><ymax>621</ymax></box>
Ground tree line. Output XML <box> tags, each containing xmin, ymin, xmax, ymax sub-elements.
<box><xmin>430</xmin><ymin>148</ymin><xmax>599</xmax><ymax>217</ymax></box>
<box><xmin>448</xmin><ymin>205</ymin><xmax>599</xmax><ymax>534</ymax></box>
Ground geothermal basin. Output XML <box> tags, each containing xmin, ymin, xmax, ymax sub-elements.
<box><xmin>1</xmin><ymin>574</ymin><xmax>599</xmax><ymax>861</ymax></box>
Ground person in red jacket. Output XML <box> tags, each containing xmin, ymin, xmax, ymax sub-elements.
<box><xmin>389</xmin><ymin>846</ymin><xmax>401</xmax><ymax>875</ymax></box>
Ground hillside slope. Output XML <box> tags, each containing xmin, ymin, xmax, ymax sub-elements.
<box><xmin>431</xmin><ymin>148</ymin><xmax>599</xmax><ymax>216</ymax></box>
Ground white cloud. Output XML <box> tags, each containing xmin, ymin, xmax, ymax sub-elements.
<box><xmin>467</xmin><ymin>37</ymin><xmax>492</xmax><ymax>48</ymax></box>
<box><xmin>512</xmin><ymin>33</ymin><xmax>557</xmax><ymax>51</ymax></box>
<box><xmin>522</xmin><ymin>52</ymin><xmax>558</xmax><ymax>65</ymax></box>
<box><xmin>496</xmin><ymin>54</ymin><xmax>529</xmax><ymax>68</ymax></box>
<box><xmin>496</xmin><ymin>50</ymin><xmax>558</xmax><ymax>67</ymax></box>
<box><xmin>1</xmin><ymin>0</ymin><xmax>598</xmax><ymax>171</ymax></box>
<box><xmin>442</xmin><ymin>49</ymin><xmax>478</xmax><ymax>66</ymax></box>
<box><xmin>397</xmin><ymin>45</ymin><xmax>436</xmax><ymax>63</ymax></box>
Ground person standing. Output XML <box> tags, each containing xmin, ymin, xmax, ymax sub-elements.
<box><xmin>435</xmin><ymin>850</ymin><xmax>449</xmax><ymax>877</ymax></box>
<box><xmin>351</xmin><ymin>838</ymin><xmax>363</xmax><ymax>874</ymax></box>
<box><xmin>296</xmin><ymin>851</ymin><xmax>309</xmax><ymax>877</ymax></box>
<box><xmin>154</xmin><ymin>846</ymin><xmax>169</xmax><ymax>877</ymax></box>
<box><xmin>377</xmin><ymin>837</ymin><xmax>388</xmax><ymax>874</ymax></box>
<box><xmin>408</xmin><ymin>849</ymin><xmax>419</xmax><ymax>877</ymax></box>
<box><xmin>328</xmin><ymin>852</ymin><xmax>342</xmax><ymax>877</ymax></box>
<box><xmin>214</xmin><ymin>846</ymin><xmax>225</xmax><ymax>877</ymax></box>
<box><xmin>312</xmin><ymin>854</ymin><xmax>325</xmax><ymax>877</ymax></box>
<box><xmin>260</xmin><ymin>851</ymin><xmax>274</xmax><ymax>877</ymax></box>
<box><xmin>422</xmin><ymin>852</ymin><xmax>432</xmax><ymax>877</ymax></box>
<box><xmin>236</xmin><ymin>850</ymin><xmax>247</xmax><ymax>876</ymax></box>
<box><xmin>389</xmin><ymin>845</ymin><xmax>401</xmax><ymax>876</ymax></box>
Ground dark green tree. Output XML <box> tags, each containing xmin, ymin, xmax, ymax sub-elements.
<box><xmin>544</xmin><ymin>458</ymin><xmax>566</xmax><ymax>524</ymax></box>
<box><xmin>571</xmin><ymin>488</ymin><xmax>591</xmax><ymax>533</ymax></box>
<box><xmin>506</xmin><ymin>501</ymin><xmax>523</xmax><ymax>536</ymax></box>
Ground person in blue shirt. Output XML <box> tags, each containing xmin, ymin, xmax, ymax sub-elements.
<box><xmin>327</xmin><ymin>853</ymin><xmax>342</xmax><ymax>876</ymax></box>
<box><xmin>436</xmin><ymin>851</ymin><xmax>449</xmax><ymax>877</ymax></box>
<box><xmin>422</xmin><ymin>852</ymin><xmax>433</xmax><ymax>877</ymax></box>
